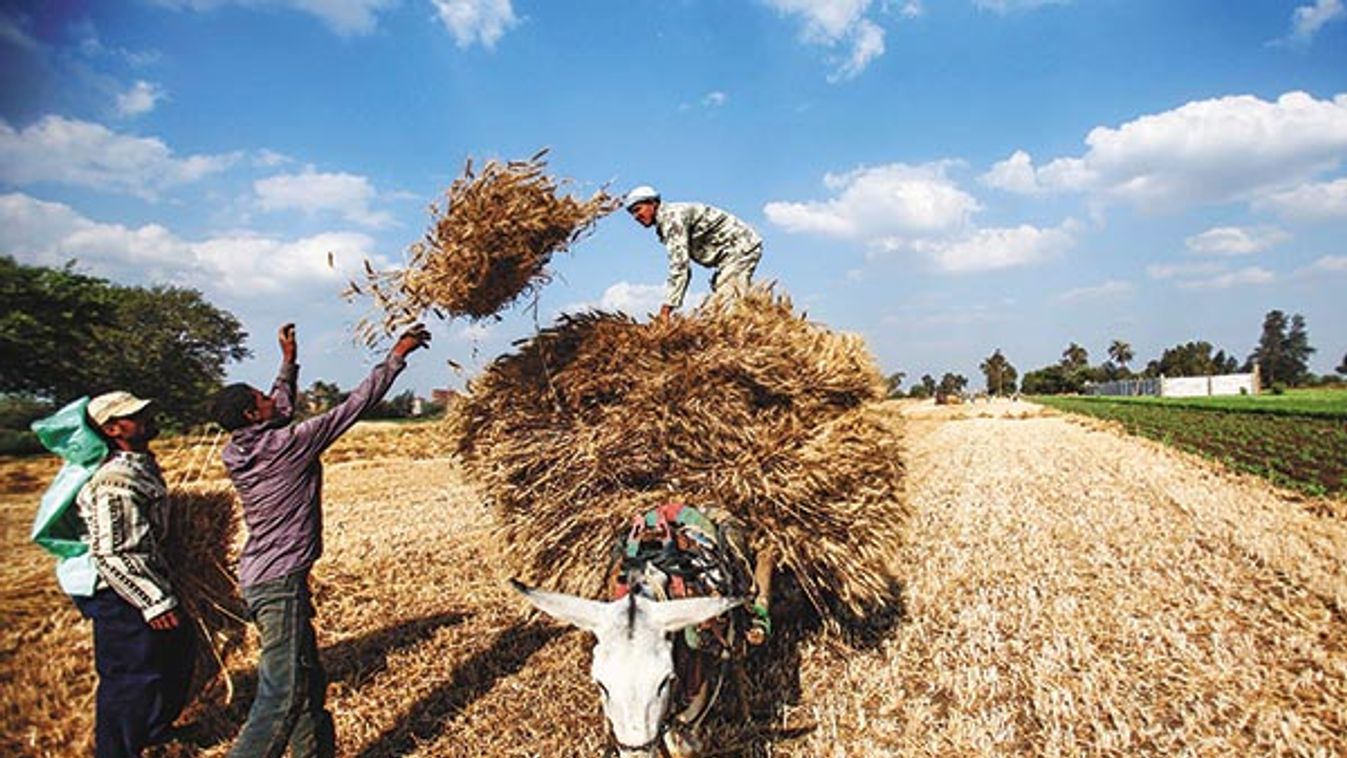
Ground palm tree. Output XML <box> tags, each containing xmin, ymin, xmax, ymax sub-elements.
<box><xmin>1108</xmin><ymin>339</ymin><xmax>1134</xmax><ymax>373</ymax></box>
<box><xmin>1061</xmin><ymin>342</ymin><xmax>1089</xmax><ymax>370</ymax></box>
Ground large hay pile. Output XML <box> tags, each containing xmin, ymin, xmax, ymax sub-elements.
<box><xmin>346</xmin><ymin>149</ymin><xmax>617</xmax><ymax>344</ymax></box>
<box><xmin>454</xmin><ymin>287</ymin><xmax>908</xmax><ymax>619</ymax></box>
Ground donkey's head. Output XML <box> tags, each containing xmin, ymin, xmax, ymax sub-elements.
<box><xmin>511</xmin><ymin>579</ymin><xmax>741</xmax><ymax>756</ymax></box>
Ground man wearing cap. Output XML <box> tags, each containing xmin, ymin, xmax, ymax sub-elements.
<box><xmin>624</xmin><ymin>185</ymin><xmax>764</xmax><ymax>319</ymax></box>
<box><xmin>75</xmin><ymin>391</ymin><xmax>196</xmax><ymax>758</ymax></box>
<box><xmin>210</xmin><ymin>322</ymin><xmax>430</xmax><ymax>758</ymax></box>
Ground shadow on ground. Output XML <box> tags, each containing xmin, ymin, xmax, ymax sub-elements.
<box><xmin>172</xmin><ymin>610</ymin><xmax>469</xmax><ymax>753</ymax></box>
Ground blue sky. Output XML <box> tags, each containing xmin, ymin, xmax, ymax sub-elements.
<box><xmin>3</xmin><ymin>0</ymin><xmax>1346</xmax><ymax>396</ymax></box>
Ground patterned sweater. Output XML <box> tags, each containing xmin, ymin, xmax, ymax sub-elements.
<box><xmin>75</xmin><ymin>451</ymin><xmax>177</xmax><ymax>621</ymax></box>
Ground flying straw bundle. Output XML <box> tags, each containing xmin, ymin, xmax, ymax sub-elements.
<box><xmin>454</xmin><ymin>286</ymin><xmax>908</xmax><ymax>620</ymax></box>
<box><xmin>346</xmin><ymin>149</ymin><xmax>619</xmax><ymax>345</ymax></box>
<box><xmin>164</xmin><ymin>485</ymin><xmax>246</xmax><ymax>703</ymax></box>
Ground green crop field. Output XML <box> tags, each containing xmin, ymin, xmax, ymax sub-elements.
<box><xmin>1067</xmin><ymin>387</ymin><xmax>1347</xmax><ymax>419</ymax></box>
<box><xmin>1034</xmin><ymin>392</ymin><xmax>1347</xmax><ymax>497</ymax></box>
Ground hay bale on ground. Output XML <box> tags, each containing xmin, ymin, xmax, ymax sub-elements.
<box><xmin>346</xmin><ymin>149</ymin><xmax>618</xmax><ymax>344</ymax></box>
<box><xmin>454</xmin><ymin>287</ymin><xmax>908</xmax><ymax>620</ymax></box>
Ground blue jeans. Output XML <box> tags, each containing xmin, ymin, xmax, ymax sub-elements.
<box><xmin>228</xmin><ymin>570</ymin><xmax>334</xmax><ymax>758</ymax></box>
<box><xmin>74</xmin><ymin>589</ymin><xmax>196</xmax><ymax>758</ymax></box>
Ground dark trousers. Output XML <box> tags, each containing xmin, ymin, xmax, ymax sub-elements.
<box><xmin>74</xmin><ymin>589</ymin><xmax>197</xmax><ymax>758</ymax></box>
<box><xmin>228</xmin><ymin>570</ymin><xmax>334</xmax><ymax>758</ymax></box>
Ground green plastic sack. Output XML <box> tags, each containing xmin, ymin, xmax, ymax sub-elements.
<box><xmin>30</xmin><ymin>397</ymin><xmax>107</xmax><ymax>558</ymax></box>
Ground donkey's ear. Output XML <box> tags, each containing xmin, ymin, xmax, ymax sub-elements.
<box><xmin>644</xmin><ymin>595</ymin><xmax>745</xmax><ymax>634</ymax></box>
<box><xmin>510</xmin><ymin>579</ymin><xmax>611</xmax><ymax>633</ymax></box>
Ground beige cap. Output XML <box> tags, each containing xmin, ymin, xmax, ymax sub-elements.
<box><xmin>88</xmin><ymin>391</ymin><xmax>153</xmax><ymax>426</ymax></box>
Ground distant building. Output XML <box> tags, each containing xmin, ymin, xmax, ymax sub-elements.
<box><xmin>431</xmin><ymin>388</ymin><xmax>460</xmax><ymax>406</ymax></box>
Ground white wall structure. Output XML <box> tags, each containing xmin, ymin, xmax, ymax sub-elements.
<box><xmin>1161</xmin><ymin>373</ymin><xmax>1259</xmax><ymax>397</ymax></box>
<box><xmin>1087</xmin><ymin>371</ymin><xmax>1260</xmax><ymax>398</ymax></box>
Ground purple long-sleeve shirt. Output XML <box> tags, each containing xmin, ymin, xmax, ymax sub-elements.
<box><xmin>223</xmin><ymin>353</ymin><xmax>406</xmax><ymax>588</ymax></box>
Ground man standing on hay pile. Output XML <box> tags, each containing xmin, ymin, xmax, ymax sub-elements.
<box><xmin>74</xmin><ymin>391</ymin><xmax>197</xmax><ymax>758</ymax></box>
<box><xmin>624</xmin><ymin>185</ymin><xmax>764</xmax><ymax>319</ymax></box>
<box><xmin>209</xmin><ymin>322</ymin><xmax>430</xmax><ymax>758</ymax></box>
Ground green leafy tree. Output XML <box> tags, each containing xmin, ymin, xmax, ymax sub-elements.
<box><xmin>1336</xmin><ymin>352</ymin><xmax>1347</xmax><ymax>377</ymax></box>
<box><xmin>1250</xmin><ymin>310</ymin><xmax>1289</xmax><ymax>385</ymax></box>
<box><xmin>1283</xmin><ymin>314</ymin><xmax>1315</xmax><ymax>386</ymax></box>
<box><xmin>1144</xmin><ymin>341</ymin><xmax>1236</xmax><ymax>378</ymax></box>
<box><xmin>0</xmin><ymin>257</ymin><xmax>250</xmax><ymax>427</ymax></box>
<box><xmin>920</xmin><ymin>374</ymin><xmax>938</xmax><ymax>398</ymax></box>
<box><xmin>1021</xmin><ymin>364</ymin><xmax>1080</xmax><ymax>395</ymax></box>
<box><xmin>1248</xmin><ymin>310</ymin><xmax>1315</xmax><ymax>386</ymax></box>
<box><xmin>979</xmin><ymin>349</ymin><xmax>1017</xmax><ymax>396</ymax></box>
<box><xmin>885</xmin><ymin>371</ymin><xmax>906</xmax><ymax>399</ymax></box>
<box><xmin>302</xmin><ymin>380</ymin><xmax>346</xmax><ymax>415</ymax></box>
<box><xmin>937</xmin><ymin>372</ymin><xmax>968</xmax><ymax>398</ymax></box>
<box><xmin>1</xmin><ymin>258</ymin><xmax>119</xmax><ymax>400</ymax></box>
<box><xmin>369</xmin><ymin>389</ymin><xmax>418</xmax><ymax>419</ymax></box>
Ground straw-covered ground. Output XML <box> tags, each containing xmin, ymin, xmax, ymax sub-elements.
<box><xmin>2</xmin><ymin>401</ymin><xmax>1344</xmax><ymax>756</ymax></box>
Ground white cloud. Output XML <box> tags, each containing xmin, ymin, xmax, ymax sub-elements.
<box><xmin>254</xmin><ymin>168</ymin><xmax>392</xmax><ymax>227</ymax></box>
<box><xmin>765</xmin><ymin>161</ymin><xmax>981</xmax><ymax>238</ymax></box>
<box><xmin>559</xmin><ymin>282</ymin><xmax>666</xmax><ymax>318</ymax></box>
<box><xmin>1294</xmin><ymin>254</ymin><xmax>1347</xmax><ymax>276</ymax></box>
<box><xmin>0</xmin><ymin>115</ymin><xmax>238</xmax><ymax>199</ymax></box>
<box><xmin>155</xmin><ymin>0</ymin><xmax>396</xmax><ymax>36</ymax></box>
<box><xmin>0</xmin><ymin>191</ymin><xmax>384</xmax><ymax>296</ymax></box>
<box><xmin>974</xmin><ymin>0</ymin><xmax>1071</xmax><ymax>13</ymax></box>
<box><xmin>1184</xmin><ymin>225</ymin><xmax>1290</xmax><ymax>256</ymax></box>
<box><xmin>253</xmin><ymin>149</ymin><xmax>294</xmax><ymax>168</ymax></box>
<box><xmin>115</xmin><ymin>80</ymin><xmax>166</xmax><ymax>117</ymax></box>
<box><xmin>1279</xmin><ymin>0</ymin><xmax>1345</xmax><ymax>46</ymax></box>
<box><xmin>898</xmin><ymin>2</ymin><xmax>924</xmax><ymax>19</ymax></box>
<box><xmin>431</xmin><ymin>0</ymin><xmax>518</xmax><ymax>49</ymax></box>
<box><xmin>0</xmin><ymin>11</ymin><xmax>39</xmax><ymax>50</ymax></box>
<box><xmin>702</xmin><ymin>91</ymin><xmax>728</xmax><ymax>108</ymax></box>
<box><xmin>1254</xmin><ymin>177</ymin><xmax>1347</xmax><ymax>220</ymax></box>
<box><xmin>596</xmin><ymin>281</ymin><xmax>667</xmax><ymax>315</ymax></box>
<box><xmin>980</xmin><ymin>149</ymin><xmax>1042</xmax><ymax>194</ymax></box>
<box><xmin>1054</xmin><ymin>279</ymin><xmax>1134</xmax><ymax>304</ymax></box>
<box><xmin>828</xmin><ymin>19</ymin><xmax>885</xmax><ymax>82</ymax></box>
<box><xmin>556</xmin><ymin>281</ymin><xmax>720</xmax><ymax>318</ymax></box>
<box><xmin>1145</xmin><ymin>261</ymin><xmax>1225</xmax><ymax>280</ymax></box>
<box><xmin>1294</xmin><ymin>255</ymin><xmax>1347</xmax><ymax>276</ymax></box>
<box><xmin>1176</xmin><ymin>266</ymin><xmax>1276</xmax><ymax>290</ymax></box>
<box><xmin>988</xmin><ymin>92</ymin><xmax>1347</xmax><ymax>211</ymax></box>
<box><xmin>909</xmin><ymin>222</ymin><xmax>1074</xmax><ymax>273</ymax></box>
<box><xmin>453</xmin><ymin>322</ymin><xmax>495</xmax><ymax>342</ymax></box>
<box><xmin>762</xmin><ymin>0</ymin><xmax>888</xmax><ymax>80</ymax></box>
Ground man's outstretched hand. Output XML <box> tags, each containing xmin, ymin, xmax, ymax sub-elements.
<box><xmin>279</xmin><ymin>323</ymin><xmax>297</xmax><ymax>363</ymax></box>
<box><xmin>392</xmin><ymin>323</ymin><xmax>431</xmax><ymax>358</ymax></box>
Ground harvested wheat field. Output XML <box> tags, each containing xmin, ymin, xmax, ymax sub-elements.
<box><xmin>2</xmin><ymin>401</ymin><xmax>1345</xmax><ymax>757</ymax></box>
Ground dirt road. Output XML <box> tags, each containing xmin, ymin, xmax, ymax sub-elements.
<box><xmin>2</xmin><ymin>403</ymin><xmax>1343</xmax><ymax>756</ymax></box>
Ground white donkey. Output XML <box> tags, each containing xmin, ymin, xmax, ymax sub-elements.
<box><xmin>512</xmin><ymin>578</ymin><xmax>743</xmax><ymax>757</ymax></box>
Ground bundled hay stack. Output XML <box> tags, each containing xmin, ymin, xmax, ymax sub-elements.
<box><xmin>454</xmin><ymin>286</ymin><xmax>908</xmax><ymax>619</ymax></box>
<box><xmin>346</xmin><ymin>149</ymin><xmax>618</xmax><ymax>344</ymax></box>
<box><xmin>165</xmin><ymin>486</ymin><xmax>247</xmax><ymax>704</ymax></box>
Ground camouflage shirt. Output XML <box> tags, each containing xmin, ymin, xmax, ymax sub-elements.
<box><xmin>655</xmin><ymin>202</ymin><xmax>763</xmax><ymax>308</ymax></box>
